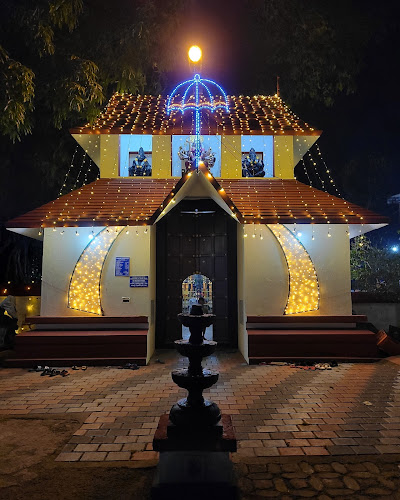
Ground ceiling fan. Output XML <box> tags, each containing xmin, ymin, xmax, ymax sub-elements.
<box><xmin>181</xmin><ymin>208</ymin><xmax>215</xmax><ymax>215</ymax></box>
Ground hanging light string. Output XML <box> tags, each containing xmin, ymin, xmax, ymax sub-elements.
<box><xmin>72</xmin><ymin>152</ymin><xmax>88</xmax><ymax>191</ymax></box>
<box><xmin>300</xmin><ymin>158</ymin><xmax>313</xmax><ymax>186</ymax></box>
<box><xmin>313</xmin><ymin>142</ymin><xmax>342</xmax><ymax>198</ymax></box>
<box><xmin>58</xmin><ymin>145</ymin><xmax>79</xmax><ymax>197</ymax></box>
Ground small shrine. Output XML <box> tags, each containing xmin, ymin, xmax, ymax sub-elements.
<box><xmin>5</xmin><ymin>46</ymin><xmax>388</xmax><ymax>366</ymax></box>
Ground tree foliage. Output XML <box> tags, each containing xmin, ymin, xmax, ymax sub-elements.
<box><xmin>0</xmin><ymin>0</ymin><xmax>186</xmax><ymax>141</ymax></box>
<box><xmin>244</xmin><ymin>0</ymin><xmax>375</xmax><ymax>106</ymax></box>
<box><xmin>0</xmin><ymin>0</ymin><xmax>91</xmax><ymax>140</ymax></box>
<box><xmin>351</xmin><ymin>236</ymin><xmax>400</xmax><ymax>297</ymax></box>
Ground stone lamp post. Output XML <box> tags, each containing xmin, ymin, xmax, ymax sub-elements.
<box><xmin>152</xmin><ymin>309</ymin><xmax>237</xmax><ymax>499</ymax></box>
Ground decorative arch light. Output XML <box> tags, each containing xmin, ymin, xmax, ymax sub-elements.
<box><xmin>267</xmin><ymin>224</ymin><xmax>319</xmax><ymax>315</ymax></box>
<box><xmin>68</xmin><ymin>227</ymin><xmax>124</xmax><ymax>315</ymax></box>
<box><xmin>166</xmin><ymin>72</ymin><xmax>228</xmax><ymax>169</ymax></box>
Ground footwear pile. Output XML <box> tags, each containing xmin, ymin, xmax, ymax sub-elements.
<box><xmin>259</xmin><ymin>360</ymin><xmax>339</xmax><ymax>369</ymax></box>
<box><xmin>28</xmin><ymin>366</ymin><xmax>69</xmax><ymax>377</ymax></box>
<box><xmin>118</xmin><ymin>362</ymin><xmax>139</xmax><ymax>370</ymax></box>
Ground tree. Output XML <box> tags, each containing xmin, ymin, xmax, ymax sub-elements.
<box><xmin>0</xmin><ymin>0</ymin><xmax>187</xmax><ymax>141</ymax></box>
<box><xmin>351</xmin><ymin>236</ymin><xmax>400</xmax><ymax>298</ymax></box>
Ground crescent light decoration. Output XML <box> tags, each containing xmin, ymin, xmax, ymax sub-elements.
<box><xmin>267</xmin><ymin>224</ymin><xmax>319</xmax><ymax>315</ymax></box>
<box><xmin>68</xmin><ymin>227</ymin><xmax>124</xmax><ymax>315</ymax></box>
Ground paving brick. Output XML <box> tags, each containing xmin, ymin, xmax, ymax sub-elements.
<box><xmin>98</xmin><ymin>444</ymin><xmax>123</xmax><ymax>452</ymax></box>
<box><xmin>2</xmin><ymin>352</ymin><xmax>400</xmax><ymax>463</ymax></box>
<box><xmin>302</xmin><ymin>447</ymin><xmax>329</xmax><ymax>456</ymax></box>
<box><xmin>131</xmin><ymin>451</ymin><xmax>158</xmax><ymax>461</ymax></box>
<box><xmin>105</xmin><ymin>451</ymin><xmax>131</xmax><ymax>461</ymax></box>
<box><xmin>80</xmin><ymin>452</ymin><xmax>107</xmax><ymax>461</ymax></box>
<box><xmin>55</xmin><ymin>452</ymin><xmax>83</xmax><ymax>462</ymax></box>
<box><xmin>74</xmin><ymin>444</ymin><xmax>99</xmax><ymax>452</ymax></box>
<box><xmin>279</xmin><ymin>447</ymin><xmax>304</xmax><ymax>456</ymax></box>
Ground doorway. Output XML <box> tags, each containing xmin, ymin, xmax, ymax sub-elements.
<box><xmin>155</xmin><ymin>198</ymin><xmax>238</xmax><ymax>347</ymax></box>
<box><xmin>182</xmin><ymin>273</ymin><xmax>213</xmax><ymax>340</ymax></box>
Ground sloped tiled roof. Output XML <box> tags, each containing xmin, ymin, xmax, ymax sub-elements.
<box><xmin>219</xmin><ymin>179</ymin><xmax>388</xmax><ymax>225</ymax></box>
<box><xmin>69</xmin><ymin>93</ymin><xmax>321</xmax><ymax>136</ymax></box>
<box><xmin>6</xmin><ymin>176</ymin><xmax>387</xmax><ymax>228</ymax></box>
<box><xmin>6</xmin><ymin>179</ymin><xmax>177</xmax><ymax>227</ymax></box>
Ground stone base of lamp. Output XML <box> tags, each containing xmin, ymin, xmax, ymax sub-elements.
<box><xmin>152</xmin><ymin>414</ymin><xmax>238</xmax><ymax>500</ymax></box>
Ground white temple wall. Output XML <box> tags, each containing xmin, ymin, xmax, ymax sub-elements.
<box><xmin>236</xmin><ymin>224</ymin><xmax>248</xmax><ymax>362</ymax></box>
<box><xmin>41</xmin><ymin>227</ymin><xmax>152</xmax><ymax>317</ymax></box>
<box><xmin>243</xmin><ymin>224</ymin><xmax>352</xmax><ymax>316</ymax></box>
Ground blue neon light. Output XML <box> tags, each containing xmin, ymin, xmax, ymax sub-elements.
<box><xmin>167</xmin><ymin>73</ymin><xmax>229</xmax><ymax>170</ymax></box>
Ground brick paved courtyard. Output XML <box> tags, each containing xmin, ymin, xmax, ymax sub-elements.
<box><xmin>1</xmin><ymin>351</ymin><xmax>400</xmax><ymax>464</ymax></box>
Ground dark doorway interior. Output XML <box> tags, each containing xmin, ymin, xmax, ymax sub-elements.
<box><xmin>156</xmin><ymin>198</ymin><xmax>238</xmax><ymax>347</ymax></box>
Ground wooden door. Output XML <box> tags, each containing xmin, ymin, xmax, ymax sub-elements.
<box><xmin>156</xmin><ymin>199</ymin><xmax>237</xmax><ymax>347</ymax></box>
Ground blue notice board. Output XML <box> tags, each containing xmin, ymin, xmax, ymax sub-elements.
<box><xmin>130</xmin><ymin>276</ymin><xmax>149</xmax><ymax>288</ymax></box>
<box><xmin>115</xmin><ymin>257</ymin><xmax>130</xmax><ymax>276</ymax></box>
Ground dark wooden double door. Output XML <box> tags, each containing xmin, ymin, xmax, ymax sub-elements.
<box><xmin>156</xmin><ymin>199</ymin><xmax>238</xmax><ymax>347</ymax></box>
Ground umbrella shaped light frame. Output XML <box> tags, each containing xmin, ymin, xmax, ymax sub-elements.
<box><xmin>166</xmin><ymin>74</ymin><xmax>229</xmax><ymax>170</ymax></box>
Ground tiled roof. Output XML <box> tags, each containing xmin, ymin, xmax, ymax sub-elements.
<box><xmin>6</xmin><ymin>178</ymin><xmax>177</xmax><ymax>228</ymax></box>
<box><xmin>7</xmin><ymin>177</ymin><xmax>387</xmax><ymax>228</ymax></box>
<box><xmin>69</xmin><ymin>93</ymin><xmax>320</xmax><ymax>136</ymax></box>
<box><xmin>219</xmin><ymin>179</ymin><xmax>388</xmax><ymax>225</ymax></box>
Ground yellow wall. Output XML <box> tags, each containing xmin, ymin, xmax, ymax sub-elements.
<box><xmin>100</xmin><ymin>135</ymin><xmax>119</xmax><ymax>178</ymax></box>
<box><xmin>274</xmin><ymin>136</ymin><xmax>294</xmax><ymax>179</ymax></box>
<box><xmin>221</xmin><ymin>135</ymin><xmax>241</xmax><ymax>178</ymax></box>
<box><xmin>72</xmin><ymin>133</ymin><xmax>318</xmax><ymax>180</ymax></box>
<box><xmin>152</xmin><ymin>136</ymin><xmax>172</xmax><ymax>179</ymax></box>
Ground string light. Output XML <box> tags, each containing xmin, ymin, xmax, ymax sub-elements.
<box><xmin>71</xmin><ymin>92</ymin><xmax>318</xmax><ymax>137</ymax></box>
<box><xmin>68</xmin><ymin>227</ymin><xmax>123</xmax><ymax>315</ymax></box>
<box><xmin>268</xmin><ymin>224</ymin><xmax>319</xmax><ymax>315</ymax></box>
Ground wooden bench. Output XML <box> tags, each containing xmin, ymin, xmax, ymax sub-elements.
<box><xmin>246</xmin><ymin>315</ymin><xmax>368</xmax><ymax>329</ymax></box>
<box><xmin>25</xmin><ymin>315</ymin><xmax>148</xmax><ymax>330</ymax></box>
<box><xmin>246</xmin><ymin>315</ymin><xmax>381</xmax><ymax>363</ymax></box>
<box><xmin>7</xmin><ymin>316</ymin><xmax>149</xmax><ymax>367</ymax></box>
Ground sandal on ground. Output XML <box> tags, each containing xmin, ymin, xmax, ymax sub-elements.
<box><xmin>60</xmin><ymin>369</ymin><xmax>69</xmax><ymax>377</ymax></box>
<box><xmin>81</xmin><ymin>366</ymin><xmax>87</xmax><ymax>371</ymax></box>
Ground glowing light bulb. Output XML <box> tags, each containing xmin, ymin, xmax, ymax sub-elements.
<box><xmin>188</xmin><ymin>45</ymin><xmax>202</xmax><ymax>63</ymax></box>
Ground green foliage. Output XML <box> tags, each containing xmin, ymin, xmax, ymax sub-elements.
<box><xmin>0</xmin><ymin>0</ymin><xmax>98</xmax><ymax>140</ymax></box>
<box><xmin>0</xmin><ymin>47</ymin><xmax>35</xmax><ymax>140</ymax></box>
<box><xmin>0</xmin><ymin>0</ymin><xmax>187</xmax><ymax>140</ymax></box>
<box><xmin>351</xmin><ymin>236</ymin><xmax>400</xmax><ymax>296</ymax></box>
<box><xmin>245</xmin><ymin>0</ymin><xmax>373</xmax><ymax>106</ymax></box>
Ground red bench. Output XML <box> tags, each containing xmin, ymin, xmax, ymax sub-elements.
<box><xmin>7</xmin><ymin>316</ymin><xmax>149</xmax><ymax>367</ymax></box>
<box><xmin>246</xmin><ymin>315</ymin><xmax>381</xmax><ymax>363</ymax></box>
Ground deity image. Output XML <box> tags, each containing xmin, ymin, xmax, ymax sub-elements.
<box><xmin>242</xmin><ymin>148</ymin><xmax>265</xmax><ymax>177</ymax></box>
<box><xmin>177</xmin><ymin>139</ymin><xmax>216</xmax><ymax>174</ymax></box>
<box><xmin>129</xmin><ymin>147</ymin><xmax>152</xmax><ymax>176</ymax></box>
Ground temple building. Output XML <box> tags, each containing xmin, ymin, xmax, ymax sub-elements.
<box><xmin>6</xmin><ymin>73</ymin><xmax>388</xmax><ymax>365</ymax></box>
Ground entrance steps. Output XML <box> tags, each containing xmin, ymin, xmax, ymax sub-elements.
<box><xmin>247</xmin><ymin>315</ymin><xmax>381</xmax><ymax>363</ymax></box>
<box><xmin>5</xmin><ymin>316</ymin><xmax>148</xmax><ymax>367</ymax></box>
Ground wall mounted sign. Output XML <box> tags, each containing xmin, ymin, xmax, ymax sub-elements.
<box><xmin>130</xmin><ymin>276</ymin><xmax>149</xmax><ymax>288</ymax></box>
<box><xmin>115</xmin><ymin>257</ymin><xmax>130</xmax><ymax>276</ymax></box>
